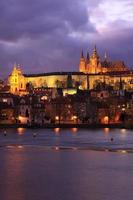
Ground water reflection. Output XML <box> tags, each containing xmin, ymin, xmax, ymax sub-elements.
<box><xmin>0</xmin><ymin>148</ymin><xmax>133</xmax><ymax>200</ymax></box>
<box><xmin>2</xmin><ymin>148</ymin><xmax>25</xmax><ymax>200</ymax></box>
<box><xmin>0</xmin><ymin>128</ymin><xmax>133</xmax><ymax>152</ymax></box>
<box><xmin>17</xmin><ymin>145</ymin><xmax>23</xmax><ymax>149</ymax></box>
<box><xmin>120</xmin><ymin>129</ymin><xmax>127</xmax><ymax>139</ymax></box>
<box><xmin>121</xmin><ymin>128</ymin><xmax>127</xmax><ymax>134</ymax></box>
<box><xmin>54</xmin><ymin>128</ymin><xmax>60</xmax><ymax>134</ymax></box>
<box><xmin>17</xmin><ymin>128</ymin><xmax>25</xmax><ymax>135</ymax></box>
<box><xmin>103</xmin><ymin>128</ymin><xmax>110</xmax><ymax>133</ymax></box>
<box><xmin>71</xmin><ymin>128</ymin><xmax>78</xmax><ymax>133</ymax></box>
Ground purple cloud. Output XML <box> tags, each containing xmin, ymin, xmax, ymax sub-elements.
<box><xmin>0</xmin><ymin>0</ymin><xmax>133</xmax><ymax>78</ymax></box>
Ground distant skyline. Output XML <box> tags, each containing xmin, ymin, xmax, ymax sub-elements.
<box><xmin>0</xmin><ymin>0</ymin><xmax>133</xmax><ymax>78</ymax></box>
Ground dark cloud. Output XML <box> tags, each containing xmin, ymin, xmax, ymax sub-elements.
<box><xmin>0</xmin><ymin>0</ymin><xmax>133</xmax><ymax>78</ymax></box>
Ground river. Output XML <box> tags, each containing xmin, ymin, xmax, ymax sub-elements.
<box><xmin>0</xmin><ymin>128</ymin><xmax>133</xmax><ymax>200</ymax></box>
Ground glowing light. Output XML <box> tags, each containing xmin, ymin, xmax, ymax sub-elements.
<box><xmin>104</xmin><ymin>128</ymin><xmax>110</xmax><ymax>133</ymax></box>
<box><xmin>55</xmin><ymin>147</ymin><xmax>59</xmax><ymax>151</ymax></box>
<box><xmin>18</xmin><ymin>116</ymin><xmax>28</xmax><ymax>124</ymax></box>
<box><xmin>55</xmin><ymin>116</ymin><xmax>59</xmax><ymax>121</ymax></box>
<box><xmin>121</xmin><ymin>150</ymin><xmax>127</xmax><ymax>154</ymax></box>
<box><xmin>17</xmin><ymin>145</ymin><xmax>23</xmax><ymax>149</ymax></box>
<box><xmin>17</xmin><ymin>128</ymin><xmax>25</xmax><ymax>135</ymax></box>
<box><xmin>2</xmin><ymin>99</ymin><xmax>8</xmax><ymax>103</ymax></box>
<box><xmin>54</xmin><ymin>128</ymin><xmax>60</xmax><ymax>133</ymax></box>
<box><xmin>102</xmin><ymin>116</ymin><xmax>109</xmax><ymax>124</ymax></box>
<box><xmin>71</xmin><ymin>116</ymin><xmax>77</xmax><ymax>121</ymax></box>
<box><xmin>63</xmin><ymin>89</ymin><xmax>77</xmax><ymax>96</ymax></box>
<box><xmin>41</xmin><ymin>96</ymin><xmax>48</xmax><ymax>100</ymax></box>
<box><xmin>121</xmin><ymin>129</ymin><xmax>127</xmax><ymax>134</ymax></box>
<box><xmin>71</xmin><ymin>128</ymin><xmax>78</xmax><ymax>133</ymax></box>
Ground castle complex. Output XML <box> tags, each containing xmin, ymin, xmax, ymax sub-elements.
<box><xmin>79</xmin><ymin>46</ymin><xmax>128</xmax><ymax>73</ymax></box>
<box><xmin>8</xmin><ymin>46</ymin><xmax>133</xmax><ymax>96</ymax></box>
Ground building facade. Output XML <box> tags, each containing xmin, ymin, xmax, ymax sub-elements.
<box><xmin>8</xmin><ymin>47</ymin><xmax>133</xmax><ymax>96</ymax></box>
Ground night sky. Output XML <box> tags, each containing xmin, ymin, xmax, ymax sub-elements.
<box><xmin>0</xmin><ymin>0</ymin><xmax>133</xmax><ymax>77</ymax></box>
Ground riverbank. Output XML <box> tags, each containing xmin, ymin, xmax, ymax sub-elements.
<box><xmin>0</xmin><ymin>123</ymin><xmax>133</xmax><ymax>129</ymax></box>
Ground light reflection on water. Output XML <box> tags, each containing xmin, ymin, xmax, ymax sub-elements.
<box><xmin>0</xmin><ymin>128</ymin><xmax>133</xmax><ymax>151</ymax></box>
<box><xmin>54</xmin><ymin>128</ymin><xmax>60</xmax><ymax>134</ymax></box>
<box><xmin>0</xmin><ymin>128</ymin><xmax>133</xmax><ymax>200</ymax></box>
<box><xmin>71</xmin><ymin>127</ymin><xmax>78</xmax><ymax>133</ymax></box>
<box><xmin>0</xmin><ymin>147</ymin><xmax>133</xmax><ymax>200</ymax></box>
<box><xmin>103</xmin><ymin>127</ymin><xmax>110</xmax><ymax>133</ymax></box>
<box><xmin>17</xmin><ymin>127</ymin><xmax>26</xmax><ymax>135</ymax></box>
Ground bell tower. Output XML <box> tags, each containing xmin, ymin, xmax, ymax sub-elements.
<box><xmin>88</xmin><ymin>45</ymin><xmax>102</xmax><ymax>74</ymax></box>
<box><xmin>8</xmin><ymin>63</ymin><xmax>27</xmax><ymax>95</ymax></box>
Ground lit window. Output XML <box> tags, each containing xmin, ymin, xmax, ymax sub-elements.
<box><xmin>3</xmin><ymin>99</ymin><xmax>7</xmax><ymax>103</ymax></box>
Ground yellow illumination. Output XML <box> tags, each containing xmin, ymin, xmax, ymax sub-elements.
<box><xmin>18</xmin><ymin>116</ymin><xmax>28</xmax><ymax>124</ymax></box>
<box><xmin>71</xmin><ymin>128</ymin><xmax>78</xmax><ymax>133</ymax></box>
<box><xmin>102</xmin><ymin>116</ymin><xmax>109</xmax><ymax>124</ymax></box>
<box><xmin>55</xmin><ymin>116</ymin><xmax>59</xmax><ymax>121</ymax></box>
<box><xmin>71</xmin><ymin>115</ymin><xmax>77</xmax><ymax>120</ymax></box>
<box><xmin>17</xmin><ymin>127</ymin><xmax>25</xmax><ymax>135</ymax></box>
<box><xmin>121</xmin><ymin>150</ymin><xmax>127</xmax><ymax>154</ymax></box>
<box><xmin>63</xmin><ymin>89</ymin><xmax>77</xmax><ymax>96</ymax></box>
<box><xmin>54</xmin><ymin>128</ymin><xmax>60</xmax><ymax>133</ymax></box>
<box><xmin>41</xmin><ymin>96</ymin><xmax>48</xmax><ymax>100</ymax></box>
<box><xmin>104</xmin><ymin>127</ymin><xmax>110</xmax><ymax>133</ymax></box>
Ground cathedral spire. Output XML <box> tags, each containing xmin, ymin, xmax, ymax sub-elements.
<box><xmin>92</xmin><ymin>45</ymin><xmax>98</xmax><ymax>58</ymax></box>
<box><xmin>104</xmin><ymin>50</ymin><xmax>108</xmax><ymax>61</ymax></box>
<box><xmin>79</xmin><ymin>49</ymin><xmax>86</xmax><ymax>72</ymax></box>
<box><xmin>13</xmin><ymin>62</ymin><xmax>17</xmax><ymax>71</ymax></box>
<box><xmin>81</xmin><ymin>49</ymin><xmax>84</xmax><ymax>58</ymax></box>
<box><xmin>94</xmin><ymin>45</ymin><xmax>97</xmax><ymax>53</ymax></box>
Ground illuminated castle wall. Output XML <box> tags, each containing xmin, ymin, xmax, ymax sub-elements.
<box><xmin>8</xmin><ymin>46</ymin><xmax>133</xmax><ymax>96</ymax></box>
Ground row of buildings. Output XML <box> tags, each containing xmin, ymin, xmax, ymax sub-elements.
<box><xmin>0</xmin><ymin>45</ymin><xmax>133</xmax><ymax>126</ymax></box>
<box><xmin>0</xmin><ymin>87</ymin><xmax>133</xmax><ymax>126</ymax></box>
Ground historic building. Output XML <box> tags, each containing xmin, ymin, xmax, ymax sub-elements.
<box><xmin>8</xmin><ymin>46</ymin><xmax>133</xmax><ymax>96</ymax></box>
<box><xmin>9</xmin><ymin>63</ymin><xmax>27</xmax><ymax>95</ymax></box>
<box><xmin>79</xmin><ymin>46</ymin><xmax>128</xmax><ymax>73</ymax></box>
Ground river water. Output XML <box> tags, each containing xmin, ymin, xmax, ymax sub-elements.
<box><xmin>0</xmin><ymin>128</ymin><xmax>133</xmax><ymax>200</ymax></box>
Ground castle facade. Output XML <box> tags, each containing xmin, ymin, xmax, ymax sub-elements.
<box><xmin>8</xmin><ymin>46</ymin><xmax>133</xmax><ymax>96</ymax></box>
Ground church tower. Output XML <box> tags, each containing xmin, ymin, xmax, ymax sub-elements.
<box><xmin>8</xmin><ymin>63</ymin><xmax>27</xmax><ymax>95</ymax></box>
<box><xmin>88</xmin><ymin>46</ymin><xmax>102</xmax><ymax>74</ymax></box>
<box><xmin>79</xmin><ymin>50</ymin><xmax>86</xmax><ymax>72</ymax></box>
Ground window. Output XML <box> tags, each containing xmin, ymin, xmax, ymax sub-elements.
<box><xmin>2</xmin><ymin>99</ymin><xmax>7</xmax><ymax>103</ymax></box>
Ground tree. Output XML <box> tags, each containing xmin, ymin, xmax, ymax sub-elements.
<box><xmin>67</xmin><ymin>74</ymin><xmax>73</xmax><ymax>88</ymax></box>
<box><xmin>26</xmin><ymin>82</ymin><xmax>34</xmax><ymax>92</ymax></box>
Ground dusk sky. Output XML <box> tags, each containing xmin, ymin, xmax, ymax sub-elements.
<box><xmin>0</xmin><ymin>0</ymin><xmax>133</xmax><ymax>77</ymax></box>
